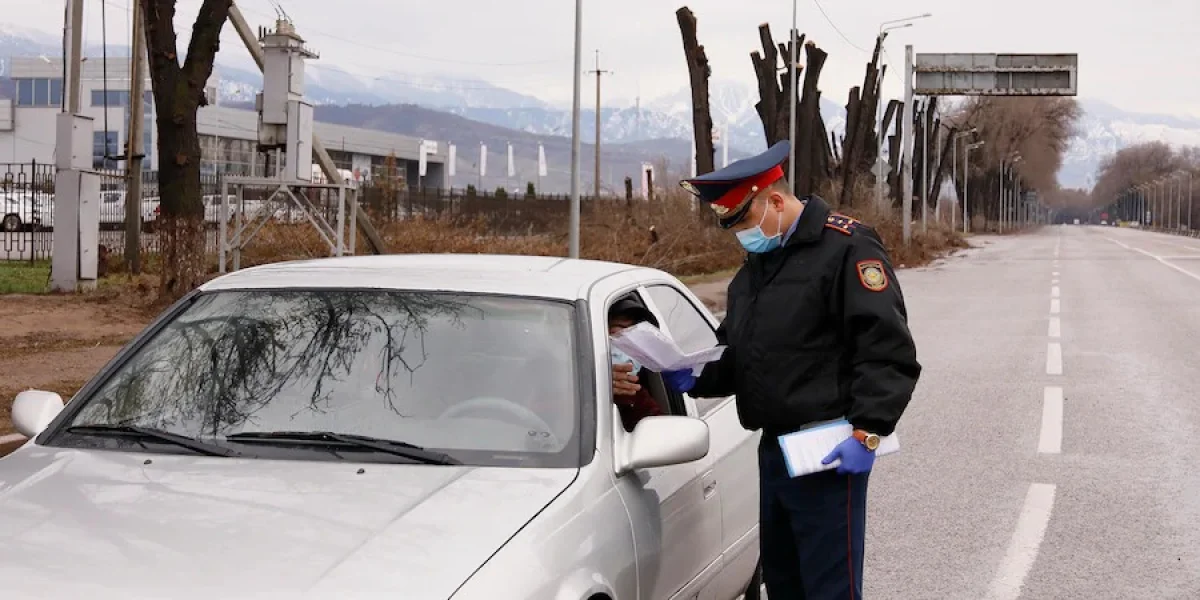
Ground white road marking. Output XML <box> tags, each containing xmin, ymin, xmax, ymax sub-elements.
<box><xmin>0</xmin><ymin>433</ymin><xmax>26</xmax><ymax>445</ymax></box>
<box><xmin>986</xmin><ymin>483</ymin><xmax>1058</xmax><ymax>600</ymax></box>
<box><xmin>1108</xmin><ymin>238</ymin><xmax>1200</xmax><ymax>283</ymax></box>
<box><xmin>1052</xmin><ymin>271</ymin><xmax>1059</xmax><ymax>276</ymax></box>
<box><xmin>1046</xmin><ymin>342</ymin><xmax>1063</xmax><ymax>375</ymax></box>
<box><xmin>1049</xmin><ymin>299</ymin><xmax>1060</xmax><ymax>314</ymax></box>
<box><xmin>1051</xmin><ymin>286</ymin><xmax>1060</xmax><ymax>298</ymax></box>
<box><xmin>1048</xmin><ymin>317</ymin><xmax>1060</xmax><ymax>338</ymax></box>
<box><xmin>1038</xmin><ymin>387</ymin><xmax>1064</xmax><ymax>454</ymax></box>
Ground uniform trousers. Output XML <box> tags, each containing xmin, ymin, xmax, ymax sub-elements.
<box><xmin>758</xmin><ymin>436</ymin><xmax>869</xmax><ymax>599</ymax></box>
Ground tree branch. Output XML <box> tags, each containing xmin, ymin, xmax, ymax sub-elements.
<box><xmin>140</xmin><ymin>0</ymin><xmax>181</xmax><ymax>78</ymax></box>
<box><xmin>182</xmin><ymin>0</ymin><xmax>233</xmax><ymax>96</ymax></box>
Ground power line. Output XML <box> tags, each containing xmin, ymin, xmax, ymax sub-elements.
<box><xmin>810</xmin><ymin>0</ymin><xmax>870</xmax><ymax>54</ymax></box>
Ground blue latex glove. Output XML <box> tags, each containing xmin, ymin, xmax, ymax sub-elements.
<box><xmin>821</xmin><ymin>436</ymin><xmax>876</xmax><ymax>474</ymax></box>
<box><xmin>662</xmin><ymin>369</ymin><xmax>697</xmax><ymax>394</ymax></box>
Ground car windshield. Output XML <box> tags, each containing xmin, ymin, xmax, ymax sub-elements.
<box><xmin>52</xmin><ymin>289</ymin><xmax>584</xmax><ymax>468</ymax></box>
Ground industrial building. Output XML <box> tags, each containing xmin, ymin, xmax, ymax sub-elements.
<box><xmin>0</xmin><ymin>56</ymin><xmax>446</xmax><ymax>188</ymax></box>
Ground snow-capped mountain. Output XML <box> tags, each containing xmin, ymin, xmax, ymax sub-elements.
<box><xmin>210</xmin><ymin>61</ymin><xmax>843</xmax><ymax>157</ymax></box>
<box><xmin>1060</xmin><ymin>100</ymin><xmax>1200</xmax><ymax>189</ymax></box>
<box><xmin>4</xmin><ymin>22</ymin><xmax>1199</xmax><ymax>190</ymax></box>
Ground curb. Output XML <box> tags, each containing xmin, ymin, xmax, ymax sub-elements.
<box><xmin>0</xmin><ymin>433</ymin><xmax>26</xmax><ymax>445</ymax></box>
<box><xmin>0</xmin><ymin>433</ymin><xmax>27</xmax><ymax>457</ymax></box>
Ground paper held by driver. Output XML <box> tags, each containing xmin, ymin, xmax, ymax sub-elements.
<box><xmin>609</xmin><ymin>322</ymin><xmax>726</xmax><ymax>376</ymax></box>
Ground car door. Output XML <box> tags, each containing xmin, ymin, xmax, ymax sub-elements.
<box><xmin>642</xmin><ymin>282</ymin><xmax>762</xmax><ymax>599</ymax></box>
<box><xmin>607</xmin><ymin>287</ymin><xmax>720</xmax><ymax>600</ymax></box>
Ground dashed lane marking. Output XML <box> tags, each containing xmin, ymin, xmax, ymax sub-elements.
<box><xmin>1046</xmin><ymin>342</ymin><xmax>1063</xmax><ymax>375</ymax></box>
<box><xmin>1038</xmin><ymin>387</ymin><xmax>1064</xmax><ymax>454</ymax></box>
<box><xmin>985</xmin><ymin>483</ymin><xmax>1058</xmax><ymax>600</ymax></box>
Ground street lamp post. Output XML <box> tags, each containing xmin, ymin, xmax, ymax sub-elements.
<box><xmin>568</xmin><ymin>0</ymin><xmax>583</xmax><ymax>258</ymax></box>
<box><xmin>964</xmin><ymin>141</ymin><xmax>984</xmax><ymax>233</ymax></box>
<box><xmin>787</xmin><ymin>0</ymin><xmax>798</xmax><ymax>186</ymax></box>
<box><xmin>951</xmin><ymin>127</ymin><xmax>976</xmax><ymax>231</ymax></box>
<box><xmin>873</xmin><ymin>13</ymin><xmax>931</xmax><ymax>211</ymax></box>
<box><xmin>1180</xmin><ymin>172</ymin><xmax>1190</xmax><ymax>232</ymax></box>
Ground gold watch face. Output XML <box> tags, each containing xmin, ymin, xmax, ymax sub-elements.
<box><xmin>864</xmin><ymin>434</ymin><xmax>881</xmax><ymax>451</ymax></box>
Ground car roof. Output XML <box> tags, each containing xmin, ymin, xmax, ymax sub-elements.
<box><xmin>199</xmin><ymin>254</ymin><xmax>668</xmax><ymax>300</ymax></box>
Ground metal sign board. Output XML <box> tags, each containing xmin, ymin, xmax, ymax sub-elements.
<box><xmin>913</xmin><ymin>53</ymin><xmax>1077</xmax><ymax>96</ymax></box>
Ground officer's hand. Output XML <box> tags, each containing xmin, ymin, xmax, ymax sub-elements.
<box><xmin>821</xmin><ymin>437</ymin><xmax>876</xmax><ymax>474</ymax></box>
<box><xmin>662</xmin><ymin>369</ymin><xmax>697</xmax><ymax>394</ymax></box>
<box><xmin>612</xmin><ymin>362</ymin><xmax>641</xmax><ymax>396</ymax></box>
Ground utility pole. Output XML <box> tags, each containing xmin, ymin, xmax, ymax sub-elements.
<box><xmin>587</xmin><ymin>50</ymin><xmax>611</xmax><ymax>200</ymax></box>
<box><xmin>125</xmin><ymin>0</ymin><xmax>147</xmax><ymax>274</ymax></box>
<box><xmin>51</xmin><ymin>0</ymin><xmax>100</xmax><ymax>292</ymax></box>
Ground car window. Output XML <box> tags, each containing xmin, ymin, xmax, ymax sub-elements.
<box><xmin>53</xmin><ymin>290</ymin><xmax>583</xmax><ymax>468</ymax></box>
<box><xmin>644</xmin><ymin>284</ymin><xmax>727</xmax><ymax>416</ymax></box>
<box><xmin>608</xmin><ymin>290</ymin><xmax>686</xmax><ymax>420</ymax></box>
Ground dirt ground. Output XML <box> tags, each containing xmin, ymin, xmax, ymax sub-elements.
<box><xmin>0</xmin><ymin>293</ymin><xmax>155</xmax><ymax>437</ymax></box>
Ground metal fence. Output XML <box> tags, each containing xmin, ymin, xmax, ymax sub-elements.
<box><xmin>1</xmin><ymin>161</ymin><xmax>593</xmax><ymax>264</ymax></box>
<box><xmin>1</xmin><ymin>161</ymin><xmax>56</xmax><ymax>264</ymax></box>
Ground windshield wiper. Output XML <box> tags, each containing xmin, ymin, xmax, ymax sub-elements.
<box><xmin>225</xmin><ymin>431</ymin><xmax>462</xmax><ymax>465</ymax></box>
<box><xmin>65</xmin><ymin>425</ymin><xmax>242</xmax><ymax>457</ymax></box>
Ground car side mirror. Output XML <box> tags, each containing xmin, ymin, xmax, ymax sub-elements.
<box><xmin>11</xmin><ymin>390</ymin><xmax>65</xmax><ymax>438</ymax></box>
<box><xmin>617</xmin><ymin>416</ymin><xmax>709</xmax><ymax>475</ymax></box>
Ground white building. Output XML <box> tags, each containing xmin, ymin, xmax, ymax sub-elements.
<box><xmin>0</xmin><ymin>56</ymin><xmax>446</xmax><ymax>188</ymax></box>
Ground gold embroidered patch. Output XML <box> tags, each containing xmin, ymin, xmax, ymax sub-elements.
<box><xmin>856</xmin><ymin>259</ymin><xmax>888</xmax><ymax>292</ymax></box>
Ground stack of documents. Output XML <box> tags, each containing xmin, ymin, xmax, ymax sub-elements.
<box><xmin>777</xmin><ymin>419</ymin><xmax>900</xmax><ymax>478</ymax></box>
<box><xmin>609</xmin><ymin>322</ymin><xmax>726</xmax><ymax>376</ymax></box>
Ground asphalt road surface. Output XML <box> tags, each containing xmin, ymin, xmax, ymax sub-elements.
<box><xmin>860</xmin><ymin>225</ymin><xmax>1200</xmax><ymax>599</ymax></box>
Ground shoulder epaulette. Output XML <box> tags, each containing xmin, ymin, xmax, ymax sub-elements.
<box><xmin>824</xmin><ymin>213</ymin><xmax>860</xmax><ymax>236</ymax></box>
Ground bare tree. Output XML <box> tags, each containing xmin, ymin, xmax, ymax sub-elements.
<box><xmin>945</xmin><ymin>97</ymin><xmax>1082</xmax><ymax>227</ymax></box>
<box><xmin>141</xmin><ymin>0</ymin><xmax>233</xmax><ymax>301</ymax></box>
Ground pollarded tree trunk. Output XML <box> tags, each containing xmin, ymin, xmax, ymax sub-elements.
<box><xmin>141</xmin><ymin>0</ymin><xmax>233</xmax><ymax>301</ymax></box>
<box><xmin>676</xmin><ymin>7</ymin><xmax>715</xmax><ymax>177</ymax></box>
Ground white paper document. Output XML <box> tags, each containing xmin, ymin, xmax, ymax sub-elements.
<box><xmin>610</xmin><ymin>321</ymin><xmax>726</xmax><ymax>375</ymax></box>
<box><xmin>777</xmin><ymin>419</ymin><xmax>900</xmax><ymax>478</ymax></box>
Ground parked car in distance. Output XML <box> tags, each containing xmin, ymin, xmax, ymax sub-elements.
<box><xmin>0</xmin><ymin>254</ymin><xmax>762</xmax><ymax>600</ymax></box>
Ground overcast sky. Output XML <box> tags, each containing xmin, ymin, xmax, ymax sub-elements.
<box><xmin>8</xmin><ymin>0</ymin><xmax>1200</xmax><ymax>118</ymax></box>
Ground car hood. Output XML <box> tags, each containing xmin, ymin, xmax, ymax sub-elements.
<box><xmin>0</xmin><ymin>445</ymin><xmax>577</xmax><ymax>600</ymax></box>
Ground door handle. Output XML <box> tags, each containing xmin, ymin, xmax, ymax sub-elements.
<box><xmin>701</xmin><ymin>470</ymin><xmax>717</xmax><ymax>499</ymax></box>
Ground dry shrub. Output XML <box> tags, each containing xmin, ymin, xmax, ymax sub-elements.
<box><xmin>822</xmin><ymin>174</ymin><xmax>970</xmax><ymax>267</ymax></box>
<box><xmin>234</xmin><ymin>193</ymin><xmax>745</xmax><ymax>278</ymax></box>
<box><xmin>833</xmin><ymin>202</ymin><xmax>968</xmax><ymax>268</ymax></box>
<box><xmin>97</xmin><ymin>185</ymin><xmax>967</xmax><ymax>307</ymax></box>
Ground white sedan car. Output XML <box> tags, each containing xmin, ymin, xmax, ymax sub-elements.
<box><xmin>1</xmin><ymin>254</ymin><xmax>763</xmax><ymax>600</ymax></box>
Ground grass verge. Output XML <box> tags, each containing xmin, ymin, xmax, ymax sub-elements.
<box><xmin>0</xmin><ymin>260</ymin><xmax>51</xmax><ymax>294</ymax></box>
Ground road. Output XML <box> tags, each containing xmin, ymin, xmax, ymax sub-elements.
<box><xmin>863</xmin><ymin>225</ymin><xmax>1200</xmax><ymax>599</ymax></box>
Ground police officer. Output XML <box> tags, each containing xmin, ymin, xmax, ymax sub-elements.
<box><xmin>662</xmin><ymin>140</ymin><xmax>921</xmax><ymax>599</ymax></box>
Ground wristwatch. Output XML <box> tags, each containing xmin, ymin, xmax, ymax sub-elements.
<box><xmin>852</xmin><ymin>429</ymin><xmax>880</xmax><ymax>452</ymax></box>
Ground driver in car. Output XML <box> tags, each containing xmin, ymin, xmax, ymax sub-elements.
<box><xmin>608</xmin><ymin>297</ymin><xmax>665</xmax><ymax>432</ymax></box>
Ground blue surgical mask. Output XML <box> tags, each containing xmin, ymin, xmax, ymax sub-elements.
<box><xmin>610</xmin><ymin>347</ymin><xmax>642</xmax><ymax>374</ymax></box>
<box><xmin>736</xmin><ymin>206</ymin><xmax>783</xmax><ymax>253</ymax></box>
